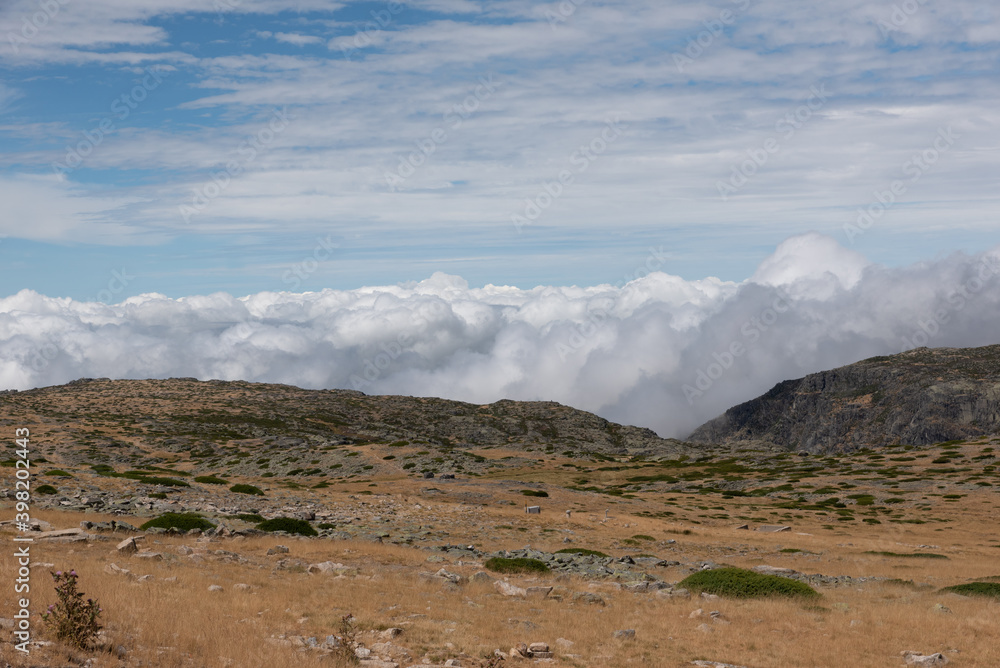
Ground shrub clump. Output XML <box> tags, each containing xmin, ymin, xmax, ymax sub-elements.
<box><xmin>139</xmin><ymin>512</ymin><xmax>215</xmax><ymax>532</ymax></box>
<box><xmin>256</xmin><ymin>517</ymin><xmax>318</xmax><ymax>537</ymax></box>
<box><xmin>520</xmin><ymin>489</ymin><xmax>549</xmax><ymax>498</ymax></box>
<box><xmin>940</xmin><ymin>582</ymin><xmax>1000</xmax><ymax>598</ymax></box>
<box><xmin>233</xmin><ymin>513</ymin><xmax>265</xmax><ymax>523</ymax></box>
<box><xmin>555</xmin><ymin>548</ymin><xmax>609</xmax><ymax>558</ymax></box>
<box><xmin>230</xmin><ymin>483</ymin><xmax>265</xmax><ymax>496</ymax></box>
<box><xmin>484</xmin><ymin>557</ymin><xmax>551</xmax><ymax>574</ymax></box>
<box><xmin>679</xmin><ymin>567</ymin><xmax>819</xmax><ymax>599</ymax></box>
<box><xmin>865</xmin><ymin>551</ymin><xmax>948</xmax><ymax>559</ymax></box>
<box><xmin>41</xmin><ymin>570</ymin><xmax>102</xmax><ymax>650</ymax></box>
<box><xmin>194</xmin><ymin>475</ymin><xmax>229</xmax><ymax>485</ymax></box>
<box><xmin>36</xmin><ymin>484</ymin><xmax>59</xmax><ymax>495</ymax></box>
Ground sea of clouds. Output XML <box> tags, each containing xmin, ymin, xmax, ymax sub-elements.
<box><xmin>2</xmin><ymin>233</ymin><xmax>999</xmax><ymax>438</ymax></box>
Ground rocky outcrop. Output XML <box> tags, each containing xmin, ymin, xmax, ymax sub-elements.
<box><xmin>689</xmin><ymin>345</ymin><xmax>1000</xmax><ymax>451</ymax></box>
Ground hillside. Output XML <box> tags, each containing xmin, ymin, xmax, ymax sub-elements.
<box><xmin>689</xmin><ymin>344</ymin><xmax>1000</xmax><ymax>451</ymax></box>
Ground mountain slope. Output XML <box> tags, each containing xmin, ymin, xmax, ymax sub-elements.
<box><xmin>688</xmin><ymin>344</ymin><xmax>1000</xmax><ymax>451</ymax></box>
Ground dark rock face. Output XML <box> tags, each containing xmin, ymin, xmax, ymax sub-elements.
<box><xmin>688</xmin><ymin>345</ymin><xmax>1000</xmax><ymax>451</ymax></box>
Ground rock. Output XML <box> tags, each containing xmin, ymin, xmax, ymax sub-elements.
<box><xmin>494</xmin><ymin>580</ymin><xmax>527</xmax><ymax>597</ymax></box>
<box><xmin>135</xmin><ymin>574</ymin><xmax>154</xmax><ymax>583</ymax></box>
<box><xmin>700</xmin><ymin>592</ymin><xmax>720</xmax><ymax>601</ymax></box>
<box><xmin>697</xmin><ymin>623</ymin><xmax>714</xmax><ymax>634</ymax></box>
<box><xmin>444</xmin><ymin>660</ymin><xmax>461</xmax><ymax>667</ymax></box>
<box><xmin>435</xmin><ymin>568</ymin><xmax>464</xmax><ymax>585</ymax></box>
<box><xmin>116</xmin><ymin>536</ymin><xmax>139</xmax><ymax>556</ymax></box>
<box><xmin>355</xmin><ymin>648</ymin><xmax>372</xmax><ymax>659</ymax></box>
<box><xmin>134</xmin><ymin>551</ymin><xmax>164</xmax><ymax>561</ymax></box>
<box><xmin>471</xmin><ymin>571</ymin><xmax>492</xmax><ymax>583</ymax></box>
<box><xmin>613</xmin><ymin>629</ymin><xmax>635</xmax><ymax>639</ymax></box>
<box><xmin>689</xmin><ymin>608</ymin><xmax>703</xmax><ymax>619</ymax></box>
<box><xmin>755</xmin><ymin>525</ymin><xmax>791</xmax><ymax>533</ymax></box>
<box><xmin>307</xmin><ymin>561</ymin><xmax>350</xmax><ymax>575</ymax></box>
<box><xmin>233</xmin><ymin>583</ymin><xmax>252</xmax><ymax>592</ymax></box>
<box><xmin>379</xmin><ymin>628</ymin><xmax>404</xmax><ymax>640</ymax></box>
<box><xmin>267</xmin><ymin>545</ymin><xmax>289</xmax><ymax>555</ymax></box>
<box><xmin>902</xmin><ymin>651</ymin><xmax>949</xmax><ymax>666</ymax></box>
<box><xmin>208</xmin><ymin>584</ymin><xmax>224</xmax><ymax>592</ymax></box>
<box><xmin>526</xmin><ymin>586</ymin><xmax>553</xmax><ymax>600</ymax></box>
<box><xmin>105</xmin><ymin>563</ymin><xmax>132</xmax><ymax>578</ymax></box>
<box><xmin>932</xmin><ymin>603</ymin><xmax>952</xmax><ymax>614</ymax></box>
<box><xmin>734</xmin><ymin>524</ymin><xmax>750</xmax><ymax>530</ymax></box>
<box><xmin>691</xmin><ymin>662</ymin><xmax>749</xmax><ymax>668</ymax></box>
<box><xmin>528</xmin><ymin>642</ymin><xmax>550</xmax><ymax>653</ymax></box>
<box><xmin>752</xmin><ymin>565</ymin><xmax>797</xmax><ymax>576</ymax></box>
<box><xmin>573</xmin><ymin>592</ymin><xmax>606</xmax><ymax>606</ymax></box>
<box><xmin>555</xmin><ymin>638</ymin><xmax>574</xmax><ymax>649</ymax></box>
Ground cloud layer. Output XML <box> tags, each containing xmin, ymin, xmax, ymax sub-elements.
<box><xmin>3</xmin><ymin>233</ymin><xmax>998</xmax><ymax>438</ymax></box>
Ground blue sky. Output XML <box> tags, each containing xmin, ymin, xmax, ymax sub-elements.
<box><xmin>0</xmin><ymin>0</ymin><xmax>996</xmax><ymax>300</ymax></box>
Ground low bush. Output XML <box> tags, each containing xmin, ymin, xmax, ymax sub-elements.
<box><xmin>36</xmin><ymin>484</ymin><xmax>59</xmax><ymax>495</ymax></box>
<box><xmin>520</xmin><ymin>489</ymin><xmax>549</xmax><ymax>498</ymax></box>
<box><xmin>139</xmin><ymin>512</ymin><xmax>215</xmax><ymax>532</ymax></box>
<box><xmin>194</xmin><ymin>475</ymin><xmax>228</xmax><ymax>485</ymax></box>
<box><xmin>233</xmin><ymin>513</ymin><xmax>265</xmax><ymax>523</ymax></box>
<box><xmin>940</xmin><ymin>582</ymin><xmax>1000</xmax><ymax>598</ymax></box>
<box><xmin>679</xmin><ymin>567</ymin><xmax>819</xmax><ymax>599</ymax></box>
<box><xmin>257</xmin><ymin>517</ymin><xmax>318</xmax><ymax>537</ymax></box>
<box><xmin>865</xmin><ymin>551</ymin><xmax>948</xmax><ymax>559</ymax></box>
<box><xmin>41</xmin><ymin>570</ymin><xmax>102</xmax><ymax>650</ymax></box>
<box><xmin>230</xmin><ymin>483</ymin><xmax>265</xmax><ymax>496</ymax></box>
<box><xmin>484</xmin><ymin>557</ymin><xmax>550</xmax><ymax>574</ymax></box>
<box><xmin>45</xmin><ymin>469</ymin><xmax>73</xmax><ymax>477</ymax></box>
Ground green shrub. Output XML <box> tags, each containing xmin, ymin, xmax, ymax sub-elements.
<box><xmin>233</xmin><ymin>513</ymin><xmax>265</xmax><ymax>523</ymax></box>
<box><xmin>940</xmin><ymin>582</ymin><xmax>1000</xmax><ymax>598</ymax></box>
<box><xmin>554</xmin><ymin>548</ymin><xmax>609</xmax><ymax>558</ymax></box>
<box><xmin>194</xmin><ymin>475</ymin><xmax>229</xmax><ymax>485</ymax></box>
<box><xmin>41</xmin><ymin>570</ymin><xmax>102</xmax><ymax>650</ymax></box>
<box><xmin>35</xmin><ymin>484</ymin><xmax>59</xmax><ymax>495</ymax></box>
<box><xmin>520</xmin><ymin>489</ymin><xmax>549</xmax><ymax>498</ymax></box>
<box><xmin>864</xmin><ymin>551</ymin><xmax>948</xmax><ymax>559</ymax></box>
<box><xmin>484</xmin><ymin>557</ymin><xmax>551</xmax><ymax>574</ymax></box>
<box><xmin>317</xmin><ymin>523</ymin><xmax>337</xmax><ymax>530</ymax></box>
<box><xmin>230</xmin><ymin>484</ymin><xmax>265</xmax><ymax>496</ymax></box>
<box><xmin>149</xmin><ymin>492</ymin><xmax>167</xmax><ymax>499</ymax></box>
<box><xmin>257</xmin><ymin>517</ymin><xmax>318</xmax><ymax>537</ymax></box>
<box><xmin>631</xmin><ymin>534</ymin><xmax>655</xmax><ymax>541</ymax></box>
<box><xmin>45</xmin><ymin>469</ymin><xmax>73</xmax><ymax>477</ymax></box>
<box><xmin>679</xmin><ymin>567</ymin><xmax>819</xmax><ymax>599</ymax></box>
<box><xmin>139</xmin><ymin>512</ymin><xmax>215</xmax><ymax>532</ymax></box>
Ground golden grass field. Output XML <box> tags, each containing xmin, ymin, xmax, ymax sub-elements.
<box><xmin>3</xmin><ymin>437</ymin><xmax>1000</xmax><ymax>668</ymax></box>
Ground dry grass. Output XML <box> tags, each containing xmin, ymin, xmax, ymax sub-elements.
<box><xmin>2</xmin><ymin>502</ymin><xmax>1000</xmax><ymax>668</ymax></box>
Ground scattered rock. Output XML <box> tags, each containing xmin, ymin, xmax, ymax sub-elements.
<box><xmin>116</xmin><ymin>536</ymin><xmax>139</xmax><ymax>555</ymax></box>
<box><xmin>756</xmin><ymin>525</ymin><xmax>791</xmax><ymax>533</ymax></box>
<box><xmin>267</xmin><ymin>545</ymin><xmax>289</xmax><ymax>555</ymax></box>
<box><xmin>233</xmin><ymin>583</ymin><xmax>252</xmax><ymax>592</ymax></box>
<box><xmin>525</xmin><ymin>586</ymin><xmax>553</xmax><ymax>600</ymax></box>
<box><xmin>572</xmin><ymin>592</ymin><xmax>606</xmax><ymax>606</ymax></box>
<box><xmin>613</xmin><ymin>629</ymin><xmax>635</xmax><ymax>639</ymax></box>
<box><xmin>902</xmin><ymin>651</ymin><xmax>949</xmax><ymax>667</ymax></box>
<box><xmin>494</xmin><ymin>580</ymin><xmax>527</xmax><ymax>597</ymax></box>
<box><xmin>208</xmin><ymin>584</ymin><xmax>224</xmax><ymax>592</ymax></box>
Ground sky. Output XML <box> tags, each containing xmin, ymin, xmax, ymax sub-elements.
<box><xmin>0</xmin><ymin>1</ymin><xmax>998</xmax><ymax>436</ymax></box>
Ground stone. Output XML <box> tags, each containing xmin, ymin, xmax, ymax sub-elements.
<box><xmin>471</xmin><ymin>571</ymin><xmax>492</xmax><ymax>583</ymax></box>
<box><xmin>233</xmin><ymin>583</ymin><xmax>252</xmax><ymax>592</ymax></box>
<box><xmin>756</xmin><ymin>525</ymin><xmax>791</xmax><ymax>533</ymax></box>
<box><xmin>613</xmin><ymin>629</ymin><xmax>635</xmax><ymax>639</ymax></box>
<box><xmin>435</xmin><ymin>568</ymin><xmax>464</xmax><ymax>585</ymax></box>
<box><xmin>700</xmin><ymin>592</ymin><xmax>720</xmax><ymax>601</ymax></box>
<box><xmin>902</xmin><ymin>651</ymin><xmax>949</xmax><ymax>667</ymax></box>
<box><xmin>105</xmin><ymin>563</ymin><xmax>132</xmax><ymax>578</ymax></box>
<box><xmin>444</xmin><ymin>660</ymin><xmax>461</xmax><ymax>667</ymax></box>
<box><xmin>134</xmin><ymin>551</ymin><xmax>164</xmax><ymax>561</ymax></box>
<box><xmin>267</xmin><ymin>545</ymin><xmax>289</xmax><ymax>555</ymax></box>
<box><xmin>116</xmin><ymin>537</ymin><xmax>139</xmax><ymax>556</ymax></box>
<box><xmin>573</xmin><ymin>592</ymin><xmax>606</xmax><ymax>606</ymax></box>
<box><xmin>696</xmin><ymin>623</ymin><xmax>714</xmax><ymax>634</ymax></box>
<box><xmin>528</xmin><ymin>642</ymin><xmax>550</xmax><ymax>653</ymax></box>
<box><xmin>932</xmin><ymin>604</ymin><xmax>952</xmax><ymax>614</ymax></box>
<box><xmin>526</xmin><ymin>586</ymin><xmax>553</xmax><ymax>600</ymax></box>
<box><xmin>691</xmin><ymin>662</ymin><xmax>749</xmax><ymax>668</ymax></box>
<box><xmin>494</xmin><ymin>580</ymin><xmax>527</xmax><ymax>597</ymax></box>
<box><xmin>752</xmin><ymin>565</ymin><xmax>797</xmax><ymax>576</ymax></box>
<box><xmin>689</xmin><ymin>608</ymin><xmax>703</xmax><ymax>619</ymax></box>
<box><xmin>379</xmin><ymin>628</ymin><xmax>404</xmax><ymax>640</ymax></box>
<box><xmin>355</xmin><ymin>648</ymin><xmax>372</xmax><ymax>659</ymax></box>
<box><xmin>208</xmin><ymin>584</ymin><xmax>224</xmax><ymax>592</ymax></box>
<box><xmin>734</xmin><ymin>524</ymin><xmax>750</xmax><ymax>530</ymax></box>
<box><xmin>555</xmin><ymin>638</ymin><xmax>574</xmax><ymax>649</ymax></box>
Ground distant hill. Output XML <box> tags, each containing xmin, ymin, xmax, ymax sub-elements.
<box><xmin>688</xmin><ymin>345</ymin><xmax>1000</xmax><ymax>452</ymax></box>
<box><xmin>0</xmin><ymin>378</ymin><xmax>687</xmax><ymax>477</ymax></box>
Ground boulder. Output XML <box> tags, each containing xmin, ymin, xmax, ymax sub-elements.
<box><xmin>494</xmin><ymin>580</ymin><xmax>527</xmax><ymax>597</ymax></box>
<box><xmin>116</xmin><ymin>537</ymin><xmax>139</xmax><ymax>556</ymax></box>
<box><xmin>902</xmin><ymin>652</ymin><xmax>949</xmax><ymax>667</ymax></box>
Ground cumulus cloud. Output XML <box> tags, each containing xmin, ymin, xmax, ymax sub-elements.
<box><xmin>2</xmin><ymin>233</ymin><xmax>999</xmax><ymax>438</ymax></box>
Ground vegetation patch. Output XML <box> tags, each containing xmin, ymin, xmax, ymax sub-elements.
<box><xmin>520</xmin><ymin>489</ymin><xmax>549</xmax><ymax>498</ymax></box>
<box><xmin>140</xmin><ymin>512</ymin><xmax>215</xmax><ymax>532</ymax></box>
<box><xmin>45</xmin><ymin>469</ymin><xmax>73</xmax><ymax>477</ymax></box>
<box><xmin>36</xmin><ymin>484</ymin><xmax>59</xmax><ymax>495</ymax></box>
<box><xmin>864</xmin><ymin>551</ymin><xmax>948</xmax><ymax>559</ymax></box>
<box><xmin>484</xmin><ymin>557</ymin><xmax>551</xmax><ymax>574</ymax></box>
<box><xmin>940</xmin><ymin>582</ymin><xmax>1000</xmax><ymax>598</ymax></box>
<box><xmin>679</xmin><ymin>567</ymin><xmax>819</xmax><ymax>599</ymax></box>
<box><xmin>194</xmin><ymin>475</ymin><xmax>229</xmax><ymax>485</ymax></box>
<box><xmin>230</xmin><ymin>483</ymin><xmax>265</xmax><ymax>496</ymax></box>
<box><xmin>232</xmin><ymin>513</ymin><xmax>265</xmax><ymax>523</ymax></box>
<box><xmin>257</xmin><ymin>517</ymin><xmax>318</xmax><ymax>537</ymax></box>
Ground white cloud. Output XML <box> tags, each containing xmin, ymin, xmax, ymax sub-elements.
<box><xmin>273</xmin><ymin>32</ymin><xmax>324</xmax><ymax>46</ymax></box>
<box><xmin>2</xmin><ymin>234</ymin><xmax>998</xmax><ymax>438</ymax></box>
